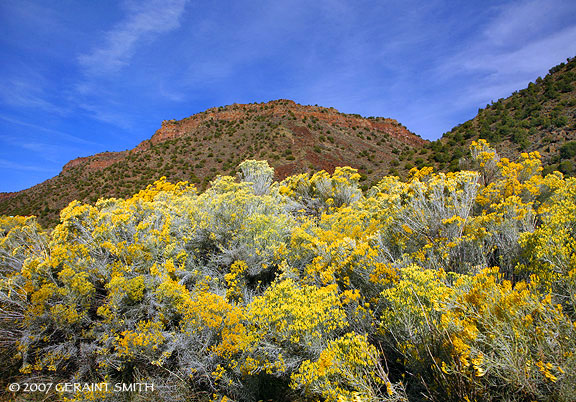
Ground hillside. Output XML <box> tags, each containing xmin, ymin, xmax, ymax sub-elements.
<box><xmin>423</xmin><ymin>57</ymin><xmax>576</xmax><ymax>173</ymax></box>
<box><xmin>0</xmin><ymin>100</ymin><xmax>426</xmax><ymax>226</ymax></box>
<box><xmin>2</xmin><ymin>57</ymin><xmax>576</xmax><ymax>227</ymax></box>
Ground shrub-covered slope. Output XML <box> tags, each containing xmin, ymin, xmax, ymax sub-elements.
<box><xmin>0</xmin><ymin>100</ymin><xmax>425</xmax><ymax>227</ymax></box>
<box><xmin>1</xmin><ymin>143</ymin><xmax>575</xmax><ymax>402</ymax></box>
<box><xmin>424</xmin><ymin>57</ymin><xmax>576</xmax><ymax>174</ymax></box>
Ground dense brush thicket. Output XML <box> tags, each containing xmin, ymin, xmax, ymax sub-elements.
<box><xmin>1</xmin><ymin>140</ymin><xmax>575</xmax><ymax>402</ymax></box>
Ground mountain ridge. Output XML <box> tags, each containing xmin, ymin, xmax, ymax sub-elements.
<box><xmin>0</xmin><ymin>99</ymin><xmax>426</xmax><ymax>226</ymax></box>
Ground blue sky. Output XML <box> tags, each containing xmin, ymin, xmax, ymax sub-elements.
<box><xmin>1</xmin><ymin>0</ymin><xmax>576</xmax><ymax>192</ymax></box>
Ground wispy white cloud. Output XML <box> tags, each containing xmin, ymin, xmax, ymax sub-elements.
<box><xmin>76</xmin><ymin>102</ymin><xmax>134</xmax><ymax>130</ymax></box>
<box><xmin>460</xmin><ymin>26</ymin><xmax>576</xmax><ymax>105</ymax></box>
<box><xmin>484</xmin><ymin>0</ymin><xmax>576</xmax><ymax>47</ymax></box>
<box><xmin>0</xmin><ymin>158</ymin><xmax>55</xmax><ymax>172</ymax></box>
<box><xmin>457</xmin><ymin>0</ymin><xmax>576</xmax><ymax>77</ymax></box>
<box><xmin>0</xmin><ymin>133</ymin><xmax>83</xmax><ymax>164</ymax></box>
<box><xmin>72</xmin><ymin>0</ymin><xmax>190</xmax><ymax>129</ymax></box>
<box><xmin>78</xmin><ymin>0</ymin><xmax>189</xmax><ymax>75</ymax></box>
<box><xmin>438</xmin><ymin>0</ymin><xmax>576</xmax><ymax>108</ymax></box>
<box><xmin>21</xmin><ymin>142</ymin><xmax>69</xmax><ymax>164</ymax></box>
<box><xmin>463</xmin><ymin>27</ymin><xmax>576</xmax><ymax>76</ymax></box>
<box><xmin>0</xmin><ymin>76</ymin><xmax>66</xmax><ymax>115</ymax></box>
<box><xmin>0</xmin><ymin>114</ymin><xmax>99</xmax><ymax>145</ymax></box>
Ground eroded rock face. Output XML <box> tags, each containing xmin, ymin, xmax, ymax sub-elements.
<box><xmin>62</xmin><ymin>152</ymin><xmax>126</xmax><ymax>174</ymax></box>
<box><xmin>149</xmin><ymin>99</ymin><xmax>425</xmax><ymax>148</ymax></box>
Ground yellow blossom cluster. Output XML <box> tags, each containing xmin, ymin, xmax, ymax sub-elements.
<box><xmin>1</xmin><ymin>148</ymin><xmax>576</xmax><ymax>402</ymax></box>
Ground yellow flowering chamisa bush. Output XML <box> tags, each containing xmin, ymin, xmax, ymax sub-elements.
<box><xmin>291</xmin><ymin>333</ymin><xmax>407</xmax><ymax>402</ymax></box>
<box><xmin>1</xmin><ymin>151</ymin><xmax>576</xmax><ymax>401</ymax></box>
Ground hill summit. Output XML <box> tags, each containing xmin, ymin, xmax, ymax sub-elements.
<box><xmin>0</xmin><ymin>99</ymin><xmax>426</xmax><ymax>226</ymax></box>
